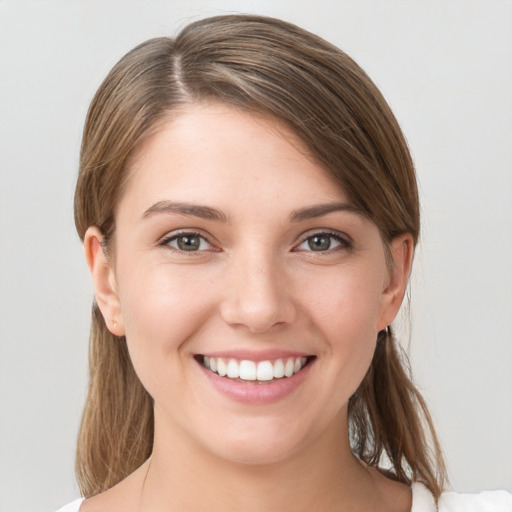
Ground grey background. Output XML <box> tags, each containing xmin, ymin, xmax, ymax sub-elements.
<box><xmin>0</xmin><ymin>1</ymin><xmax>511</xmax><ymax>510</ymax></box>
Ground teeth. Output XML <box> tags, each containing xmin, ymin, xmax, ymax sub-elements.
<box><xmin>257</xmin><ymin>361</ymin><xmax>273</xmax><ymax>381</ymax></box>
<box><xmin>239</xmin><ymin>360</ymin><xmax>256</xmax><ymax>380</ymax></box>
<box><xmin>273</xmin><ymin>359</ymin><xmax>285</xmax><ymax>378</ymax></box>
<box><xmin>217</xmin><ymin>359</ymin><xmax>227</xmax><ymax>377</ymax></box>
<box><xmin>202</xmin><ymin>356</ymin><xmax>309</xmax><ymax>382</ymax></box>
<box><xmin>284</xmin><ymin>358</ymin><xmax>294</xmax><ymax>377</ymax></box>
<box><xmin>227</xmin><ymin>359</ymin><xmax>239</xmax><ymax>379</ymax></box>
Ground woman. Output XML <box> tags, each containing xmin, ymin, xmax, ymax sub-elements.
<box><xmin>57</xmin><ymin>14</ymin><xmax>511</xmax><ymax>512</ymax></box>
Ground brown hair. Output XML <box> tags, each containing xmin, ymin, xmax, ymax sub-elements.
<box><xmin>75</xmin><ymin>13</ymin><xmax>446</xmax><ymax>498</ymax></box>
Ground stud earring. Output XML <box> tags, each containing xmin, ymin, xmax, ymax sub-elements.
<box><xmin>112</xmin><ymin>319</ymin><xmax>118</xmax><ymax>328</ymax></box>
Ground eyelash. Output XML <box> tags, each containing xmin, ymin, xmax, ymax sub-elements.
<box><xmin>294</xmin><ymin>231</ymin><xmax>352</xmax><ymax>253</ymax></box>
<box><xmin>158</xmin><ymin>230</ymin><xmax>351</xmax><ymax>255</ymax></box>
<box><xmin>158</xmin><ymin>231</ymin><xmax>216</xmax><ymax>254</ymax></box>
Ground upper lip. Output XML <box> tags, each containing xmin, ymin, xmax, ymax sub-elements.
<box><xmin>197</xmin><ymin>349</ymin><xmax>313</xmax><ymax>362</ymax></box>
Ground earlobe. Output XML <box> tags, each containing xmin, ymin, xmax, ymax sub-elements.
<box><xmin>377</xmin><ymin>234</ymin><xmax>414</xmax><ymax>331</ymax></box>
<box><xmin>84</xmin><ymin>226</ymin><xmax>125</xmax><ymax>336</ymax></box>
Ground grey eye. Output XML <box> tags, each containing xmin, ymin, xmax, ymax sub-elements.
<box><xmin>177</xmin><ymin>235</ymin><xmax>201</xmax><ymax>251</ymax></box>
<box><xmin>307</xmin><ymin>234</ymin><xmax>333</xmax><ymax>251</ymax></box>
<box><xmin>166</xmin><ymin>233</ymin><xmax>212</xmax><ymax>252</ymax></box>
<box><xmin>297</xmin><ymin>232</ymin><xmax>346</xmax><ymax>252</ymax></box>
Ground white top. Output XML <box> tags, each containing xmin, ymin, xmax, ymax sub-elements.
<box><xmin>54</xmin><ymin>499</ymin><xmax>84</xmax><ymax>512</ymax></box>
<box><xmin>411</xmin><ymin>483</ymin><xmax>512</xmax><ymax>511</ymax></box>
<box><xmin>55</xmin><ymin>483</ymin><xmax>512</xmax><ymax>512</ymax></box>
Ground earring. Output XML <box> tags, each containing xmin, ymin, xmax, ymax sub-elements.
<box><xmin>379</xmin><ymin>325</ymin><xmax>391</xmax><ymax>340</ymax></box>
<box><xmin>112</xmin><ymin>319</ymin><xmax>118</xmax><ymax>328</ymax></box>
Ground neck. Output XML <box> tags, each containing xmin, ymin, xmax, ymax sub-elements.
<box><xmin>139</xmin><ymin>409</ymin><xmax>380</xmax><ymax>512</ymax></box>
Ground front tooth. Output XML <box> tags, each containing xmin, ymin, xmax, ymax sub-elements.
<box><xmin>226</xmin><ymin>359</ymin><xmax>240</xmax><ymax>379</ymax></box>
<box><xmin>273</xmin><ymin>359</ymin><xmax>285</xmax><ymax>378</ymax></box>
<box><xmin>239</xmin><ymin>360</ymin><xmax>256</xmax><ymax>380</ymax></box>
<box><xmin>257</xmin><ymin>361</ymin><xmax>274</xmax><ymax>381</ymax></box>
<box><xmin>217</xmin><ymin>359</ymin><xmax>227</xmax><ymax>377</ymax></box>
<box><xmin>294</xmin><ymin>357</ymin><xmax>302</xmax><ymax>374</ymax></box>
<box><xmin>284</xmin><ymin>358</ymin><xmax>294</xmax><ymax>377</ymax></box>
<box><xmin>209</xmin><ymin>357</ymin><xmax>217</xmax><ymax>372</ymax></box>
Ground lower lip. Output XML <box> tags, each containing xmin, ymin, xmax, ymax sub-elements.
<box><xmin>198</xmin><ymin>359</ymin><xmax>314</xmax><ymax>404</ymax></box>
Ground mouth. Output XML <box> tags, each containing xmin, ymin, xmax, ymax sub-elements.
<box><xmin>195</xmin><ymin>354</ymin><xmax>316</xmax><ymax>384</ymax></box>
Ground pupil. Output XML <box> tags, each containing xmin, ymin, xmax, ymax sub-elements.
<box><xmin>178</xmin><ymin>235</ymin><xmax>200</xmax><ymax>251</ymax></box>
<box><xmin>308</xmin><ymin>235</ymin><xmax>331</xmax><ymax>251</ymax></box>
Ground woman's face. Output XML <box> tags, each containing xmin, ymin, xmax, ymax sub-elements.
<box><xmin>87</xmin><ymin>102</ymin><xmax>412</xmax><ymax>465</ymax></box>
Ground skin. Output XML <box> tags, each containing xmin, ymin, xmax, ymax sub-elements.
<box><xmin>83</xmin><ymin>102</ymin><xmax>414</xmax><ymax>512</ymax></box>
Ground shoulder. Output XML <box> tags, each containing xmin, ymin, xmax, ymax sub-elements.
<box><xmin>411</xmin><ymin>482</ymin><xmax>437</xmax><ymax>511</ymax></box>
<box><xmin>438</xmin><ymin>488</ymin><xmax>512</xmax><ymax>512</ymax></box>
<box><xmin>411</xmin><ymin>482</ymin><xmax>512</xmax><ymax>512</ymax></box>
<box><xmin>54</xmin><ymin>498</ymin><xmax>84</xmax><ymax>512</ymax></box>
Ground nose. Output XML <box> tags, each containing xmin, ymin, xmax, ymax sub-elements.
<box><xmin>220</xmin><ymin>251</ymin><xmax>296</xmax><ymax>333</ymax></box>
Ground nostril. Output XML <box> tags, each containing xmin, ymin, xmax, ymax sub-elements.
<box><xmin>219</xmin><ymin>266</ymin><xmax>296</xmax><ymax>332</ymax></box>
<box><xmin>220</xmin><ymin>300</ymin><xmax>296</xmax><ymax>333</ymax></box>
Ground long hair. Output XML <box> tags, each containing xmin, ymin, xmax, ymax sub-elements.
<box><xmin>74</xmin><ymin>14</ymin><xmax>446</xmax><ymax>498</ymax></box>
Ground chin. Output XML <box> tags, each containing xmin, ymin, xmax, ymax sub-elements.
<box><xmin>217</xmin><ymin>439</ymin><xmax>301</xmax><ymax>467</ymax></box>
<box><xmin>197</xmin><ymin>415</ymin><xmax>321</xmax><ymax>467</ymax></box>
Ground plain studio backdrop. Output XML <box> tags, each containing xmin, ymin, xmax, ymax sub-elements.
<box><xmin>0</xmin><ymin>1</ymin><xmax>511</xmax><ymax>511</ymax></box>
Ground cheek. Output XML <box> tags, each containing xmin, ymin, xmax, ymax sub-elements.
<box><xmin>303</xmin><ymin>266</ymin><xmax>384</xmax><ymax>389</ymax></box>
<box><xmin>116</xmin><ymin>264</ymin><xmax>216</xmax><ymax>391</ymax></box>
<box><xmin>307</xmin><ymin>263</ymin><xmax>384</xmax><ymax>336</ymax></box>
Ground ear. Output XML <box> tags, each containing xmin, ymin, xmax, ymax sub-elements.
<box><xmin>84</xmin><ymin>226</ymin><xmax>125</xmax><ymax>336</ymax></box>
<box><xmin>377</xmin><ymin>233</ymin><xmax>414</xmax><ymax>331</ymax></box>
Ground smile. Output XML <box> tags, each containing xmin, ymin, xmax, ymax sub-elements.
<box><xmin>200</xmin><ymin>355</ymin><xmax>312</xmax><ymax>383</ymax></box>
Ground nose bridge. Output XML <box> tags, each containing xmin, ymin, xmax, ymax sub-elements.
<box><xmin>221</xmin><ymin>243</ymin><xmax>295</xmax><ymax>332</ymax></box>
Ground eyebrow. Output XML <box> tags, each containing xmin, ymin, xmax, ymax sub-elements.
<box><xmin>142</xmin><ymin>200</ymin><xmax>363</xmax><ymax>223</ymax></box>
<box><xmin>290</xmin><ymin>202</ymin><xmax>364</xmax><ymax>222</ymax></box>
<box><xmin>143</xmin><ymin>201</ymin><xmax>229</xmax><ymax>222</ymax></box>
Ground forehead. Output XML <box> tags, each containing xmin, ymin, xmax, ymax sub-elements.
<box><xmin>121</xmin><ymin>102</ymin><xmax>348</xmax><ymax>214</ymax></box>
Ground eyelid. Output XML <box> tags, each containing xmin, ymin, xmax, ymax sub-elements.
<box><xmin>294</xmin><ymin>229</ymin><xmax>352</xmax><ymax>252</ymax></box>
<box><xmin>157</xmin><ymin>228</ymin><xmax>351</xmax><ymax>253</ymax></box>
<box><xmin>158</xmin><ymin>229</ymin><xmax>219</xmax><ymax>252</ymax></box>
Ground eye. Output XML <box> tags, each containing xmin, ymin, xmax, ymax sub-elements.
<box><xmin>161</xmin><ymin>232</ymin><xmax>214</xmax><ymax>252</ymax></box>
<box><xmin>296</xmin><ymin>232</ymin><xmax>349</xmax><ymax>252</ymax></box>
